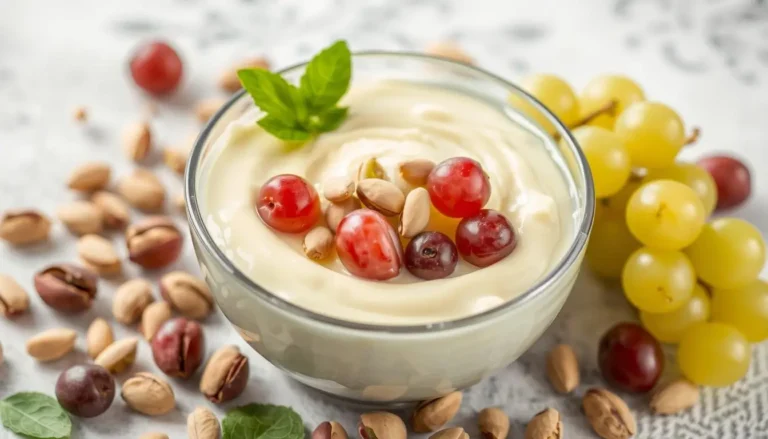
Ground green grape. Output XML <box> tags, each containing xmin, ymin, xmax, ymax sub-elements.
<box><xmin>678</xmin><ymin>322</ymin><xmax>751</xmax><ymax>386</ymax></box>
<box><xmin>626</xmin><ymin>180</ymin><xmax>706</xmax><ymax>250</ymax></box>
<box><xmin>510</xmin><ymin>74</ymin><xmax>580</xmax><ymax>134</ymax></box>
<box><xmin>587</xmin><ymin>213</ymin><xmax>642</xmax><ymax>279</ymax></box>
<box><xmin>712</xmin><ymin>280</ymin><xmax>768</xmax><ymax>342</ymax></box>
<box><xmin>614</xmin><ymin>102</ymin><xmax>686</xmax><ymax>169</ymax></box>
<box><xmin>579</xmin><ymin>75</ymin><xmax>645</xmax><ymax>129</ymax></box>
<box><xmin>572</xmin><ymin>126</ymin><xmax>631</xmax><ymax>198</ymax></box>
<box><xmin>640</xmin><ymin>283</ymin><xmax>710</xmax><ymax>344</ymax></box>
<box><xmin>686</xmin><ymin>218</ymin><xmax>766</xmax><ymax>289</ymax></box>
<box><xmin>622</xmin><ymin>247</ymin><xmax>695</xmax><ymax>313</ymax></box>
<box><xmin>644</xmin><ymin>162</ymin><xmax>718</xmax><ymax>217</ymax></box>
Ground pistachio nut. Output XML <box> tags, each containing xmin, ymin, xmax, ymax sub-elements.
<box><xmin>399</xmin><ymin>187</ymin><xmax>430</xmax><ymax>238</ymax></box>
<box><xmin>0</xmin><ymin>274</ymin><xmax>30</xmax><ymax>316</ymax></box>
<box><xmin>412</xmin><ymin>391</ymin><xmax>463</xmax><ymax>432</ymax></box>
<box><xmin>358</xmin><ymin>157</ymin><xmax>388</xmax><ymax>181</ymax></box>
<box><xmin>117</xmin><ymin>169</ymin><xmax>165</xmax><ymax>212</ymax></box>
<box><xmin>303</xmin><ymin>227</ymin><xmax>334</xmax><ymax>260</ymax></box>
<box><xmin>357</xmin><ymin>179</ymin><xmax>405</xmax><ymax>216</ymax></box>
<box><xmin>312</xmin><ymin>421</ymin><xmax>348</xmax><ymax>439</ymax></box>
<box><xmin>139</xmin><ymin>433</ymin><xmax>169</xmax><ymax>439</ymax></box>
<box><xmin>126</xmin><ymin>216</ymin><xmax>183</xmax><ymax>269</ymax></box>
<box><xmin>199</xmin><ymin>345</ymin><xmax>249</xmax><ymax>403</ymax></box>
<box><xmin>121</xmin><ymin>372</ymin><xmax>175</xmax><ymax>416</ymax></box>
<box><xmin>123</xmin><ymin>121</ymin><xmax>152</xmax><ymax>162</ymax></box>
<box><xmin>140</xmin><ymin>301</ymin><xmax>173</xmax><ymax>341</ymax></box>
<box><xmin>187</xmin><ymin>406</ymin><xmax>221</xmax><ymax>439</ymax></box>
<box><xmin>160</xmin><ymin>271</ymin><xmax>213</xmax><ymax>319</ymax></box>
<box><xmin>91</xmin><ymin>191</ymin><xmax>130</xmax><ymax>229</ymax></box>
<box><xmin>174</xmin><ymin>194</ymin><xmax>186</xmax><ymax>214</ymax></box>
<box><xmin>77</xmin><ymin>234</ymin><xmax>122</xmax><ymax>276</ymax></box>
<box><xmin>582</xmin><ymin>388</ymin><xmax>636</xmax><ymax>439</ymax></box>
<box><xmin>359</xmin><ymin>412</ymin><xmax>406</xmax><ymax>439</ymax></box>
<box><xmin>67</xmin><ymin>161</ymin><xmax>111</xmax><ymax>192</ymax></box>
<box><xmin>112</xmin><ymin>278</ymin><xmax>154</xmax><ymax>324</ymax></box>
<box><xmin>323</xmin><ymin>176</ymin><xmax>356</xmax><ymax>203</ymax></box>
<box><xmin>425</xmin><ymin>41</ymin><xmax>474</xmax><ymax>64</ymax></box>
<box><xmin>195</xmin><ymin>98</ymin><xmax>227</xmax><ymax>123</ymax></box>
<box><xmin>86</xmin><ymin>317</ymin><xmax>114</xmax><ymax>359</ymax></box>
<box><xmin>0</xmin><ymin>209</ymin><xmax>51</xmax><ymax>245</ymax></box>
<box><xmin>57</xmin><ymin>200</ymin><xmax>104</xmax><ymax>235</ymax></box>
<box><xmin>151</xmin><ymin>317</ymin><xmax>205</xmax><ymax>378</ymax></box>
<box><xmin>399</xmin><ymin>159</ymin><xmax>435</xmax><ymax>186</ymax></box>
<box><xmin>525</xmin><ymin>408</ymin><xmax>562</xmax><ymax>439</ymax></box>
<box><xmin>163</xmin><ymin>147</ymin><xmax>189</xmax><ymax>175</ymax></box>
<box><xmin>478</xmin><ymin>407</ymin><xmax>510</xmax><ymax>439</ymax></box>
<box><xmin>218</xmin><ymin>56</ymin><xmax>270</xmax><ymax>92</ymax></box>
<box><xmin>73</xmin><ymin>106</ymin><xmax>88</xmax><ymax>122</ymax></box>
<box><xmin>325</xmin><ymin>197</ymin><xmax>361</xmax><ymax>232</ymax></box>
<box><xmin>650</xmin><ymin>379</ymin><xmax>699</xmax><ymax>415</ymax></box>
<box><xmin>34</xmin><ymin>264</ymin><xmax>98</xmax><ymax>312</ymax></box>
<box><xmin>546</xmin><ymin>344</ymin><xmax>579</xmax><ymax>394</ymax></box>
<box><xmin>95</xmin><ymin>337</ymin><xmax>139</xmax><ymax>374</ymax></box>
<box><xmin>429</xmin><ymin>427</ymin><xmax>469</xmax><ymax>439</ymax></box>
<box><xmin>26</xmin><ymin>328</ymin><xmax>77</xmax><ymax>362</ymax></box>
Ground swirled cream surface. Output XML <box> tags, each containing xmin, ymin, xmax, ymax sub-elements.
<box><xmin>202</xmin><ymin>81</ymin><xmax>574</xmax><ymax>325</ymax></box>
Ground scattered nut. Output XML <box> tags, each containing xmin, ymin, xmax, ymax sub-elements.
<box><xmin>582</xmin><ymin>388</ymin><xmax>636</xmax><ymax>439</ymax></box>
<box><xmin>399</xmin><ymin>187</ymin><xmax>430</xmax><ymax>238</ymax></box>
<box><xmin>163</xmin><ymin>147</ymin><xmax>188</xmax><ymax>175</ymax></box>
<box><xmin>478</xmin><ymin>407</ymin><xmax>510</xmax><ymax>439</ymax></box>
<box><xmin>546</xmin><ymin>344</ymin><xmax>579</xmax><ymax>394</ymax></box>
<box><xmin>325</xmin><ymin>197</ymin><xmax>361</xmax><ymax>232</ymax></box>
<box><xmin>425</xmin><ymin>41</ymin><xmax>473</xmax><ymax>64</ymax></box>
<box><xmin>525</xmin><ymin>408</ymin><xmax>562</xmax><ymax>439</ymax></box>
<box><xmin>357</xmin><ymin>179</ymin><xmax>405</xmax><ymax>216</ymax></box>
<box><xmin>126</xmin><ymin>216</ymin><xmax>183</xmax><ymax>269</ymax></box>
<box><xmin>650</xmin><ymin>379</ymin><xmax>699</xmax><ymax>415</ymax></box>
<box><xmin>0</xmin><ymin>274</ymin><xmax>30</xmax><ymax>317</ymax></box>
<box><xmin>160</xmin><ymin>271</ymin><xmax>213</xmax><ymax>319</ymax></box>
<box><xmin>303</xmin><ymin>227</ymin><xmax>334</xmax><ymax>260</ymax></box>
<box><xmin>188</xmin><ymin>406</ymin><xmax>221</xmax><ymax>439</ymax></box>
<box><xmin>195</xmin><ymin>98</ymin><xmax>227</xmax><ymax>123</ymax></box>
<box><xmin>429</xmin><ymin>427</ymin><xmax>469</xmax><ymax>439</ymax></box>
<box><xmin>86</xmin><ymin>317</ymin><xmax>114</xmax><ymax>359</ymax></box>
<box><xmin>174</xmin><ymin>194</ymin><xmax>186</xmax><ymax>214</ymax></box>
<box><xmin>123</xmin><ymin>121</ymin><xmax>152</xmax><ymax>162</ymax></box>
<box><xmin>140</xmin><ymin>301</ymin><xmax>172</xmax><ymax>341</ymax></box>
<box><xmin>151</xmin><ymin>317</ymin><xmax>205</xmax><ymax>378</ymax></box>
<box><xmin>91</xmin><ymin>191</ymin><xmax>130</xmax><ymax>229</ymax></box>
<box><xmin>26</xmin><ymin>328</ymin><xmax>77</xmax><ymax>362</ymax></box>
<box><xmin>358</xmin><ymin>157</ymin><xmax>387</xmax><ymax>181</ymax></box>
<box><xmin>117</xmin><ymin>169</ymin><xmax>165</xmax><ymax>212</ymax></box>
<box><xmin>95</xmin><ymin>337</ymin><xmax>139</xmax><ymax>374</ymax></box>
<box><xmin>67</xmin><ymin>161</ymin><xmax>111</xmax><ymax>192</ymax></box>
<box><xmin>412</xmin><ymin>391</ymin><xmax>463</xmax><ymax>432</ymax></box>
<box><xmin>200</xmin><ymin>345</ymin><xmax>249</xmax><ymax>403</ymax></box>
<box><xmin>323</xmin><ymin>176</ymin><xmax>356</xmax><ymax>203</ymax></box>
<box><xmin>218</xmin><ymin>56</ymin><xmax>270</xmax><ymax>92</ymax></box>
<box><xmin>312</xmin><ymin>421</ymin><xmax>348</xmax><ymax>439</ymax></box>
<box><xmin>399</xmin><ymin>159</ymin><xmax>435</xmax><ymax>186</ymax></box>
<box><xmin>33</xmin><ymin>264</ymin><xmax>98</xmax><ymax>312</ymax></box>
<box><xmin>57</xmin><ymin>200</ymin><xmax>104</xmax><ymax>235</ymax></box>
<box><xmin>359</xmin><ymin>412</ymin><xmax>406</xmax><ymax>439</ymax></box>
<box><xmin>112</xmin><ymin>279</ymin><xmax>154</xmax><ymax>324</ymax></box>
<box><xmin>77</xmin><ymin>234</ymin><xmax>122</xmax><ymax>276</ymax></box>
<box><xmin>0</xmin><ymin>210</ymin><xmax>51</xmax><ymax>246</ymax></box>
<box><xmin>121</xmin><ymin>372</ymin><xmax>175</xmax><ymax>416</ymax></box>
<box><xmin>139</xmin><ymin>433</ymin><xmax>169</xmax><ymax>439</ymax></box>
<box><xmin>73</xmin><ymin>106</ymin><xmax>88</xmax><ymax>122</ymax></box>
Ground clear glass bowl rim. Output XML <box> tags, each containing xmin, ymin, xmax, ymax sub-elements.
<box><xmin>185</xmin><ymin>50</ymin><xmax>595</xmax><ymax>334</ymax></box>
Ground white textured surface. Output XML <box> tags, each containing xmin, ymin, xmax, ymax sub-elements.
<box><xmin>1</xmin><ymin>0</ymin><xmax>767</xmax><ymax>438</ymax></box>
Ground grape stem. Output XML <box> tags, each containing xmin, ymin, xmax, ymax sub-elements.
<box><xmin>569</xmin><ymin>100</ymin><xmax>618</xmax><ymax>129</ymax></box>
<box><xmin>684</xmin><ymin>127</ymin><xmax>701</xmax><ymax>146</ymax></box>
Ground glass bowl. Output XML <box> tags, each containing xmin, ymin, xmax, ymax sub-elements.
<box><xmin>186</xmin><ymin>52</ymin><xmax>594</xmax><ymax>403</ymax></box>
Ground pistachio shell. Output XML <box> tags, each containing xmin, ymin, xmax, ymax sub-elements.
<box><xmin>26</xmin><ymin>328</ymin><xmax>77</xmax><ymax>362</ymax></box>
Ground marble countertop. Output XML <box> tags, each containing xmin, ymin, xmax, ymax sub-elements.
<box><xmin>2</xmin><ymin>0</ymin><xmax>768</xmax><ymax>438</ymax></box>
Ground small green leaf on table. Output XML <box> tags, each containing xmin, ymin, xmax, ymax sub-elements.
<box><xmin>0</xmin><ymin>392</ymin><xmax>72</xmax><ymax>439</ymax></box>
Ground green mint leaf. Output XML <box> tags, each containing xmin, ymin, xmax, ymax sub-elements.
<box><xmin>0</xmin><ymin>392</ymin><xmax>72</xmax><ymax>439</ymax></box>
<box><xmin>238</xmin><ymin>69</ymin><xmax>307</xmax><ymax>125</ymax></box>
<box><xmin>307</xmin><ymin>106</ymin><xmax>348</xmax><ymax>133</ymax></box>
<box><xmin>258</xmin><ymin>116</ymin><xmax>311</xmax><ymax>141</ymax></box>
<box><xmin>299</xmin><ymin>40</ymin><xmax>352</xmax><ymax>111</ymax></box>
<box><xmin>222</xmin><ymin>404</ymin><xmax>304</xmax><ymax>439</ymax></box>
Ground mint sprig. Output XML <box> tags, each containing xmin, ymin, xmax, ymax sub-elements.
<box><xmin>222</xmin><ymin>403</ymin><xmax>304</xmax><ymax>439</ymax></box>
<box><xmin>238</xmin><ymin>40</ymin><xmax>352</xmax><ymax>141</ymax></box>
<box><xmin>0</xmin><ymin>392</ymin><xmax>72</xmax><ymax>439</ymax></box>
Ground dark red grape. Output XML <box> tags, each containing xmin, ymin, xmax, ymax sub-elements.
<box><xmin>151</xmin><ymin>317</ymin><xmax>205</xmax><ymax>378</ymax></box>
<box><xmin>455</xmin><ymin>209</ymin><xmax>517</xmax><ymax>267</ymax></box>
<box><xmin>129</xmin><ymin>41</ymin><xmax>183</xmax><ymax>95</ymax></box>
<box><xmin>598</xmin><ymin>322</ymin><xmax>663</xmax><ymax>393</ymax></box>
<box><xmin>336</xmin><ymin>209</ymin><xmax>403</xmax><ymax>281</ymax></box>
<box><xmin>55</xmin><ymin>364</ymin><xmax>115</xmax><ymax>418</ymax></box>
<box><xmin>405</xmin><ymin>231</ymin><xmax>458</xmax><ymax>280</ymax></box>
<box><xmin>427</xmin><ymin>157</ymin><xmax>491</xmax><ymax>218</ymax></box>
<box><xmin>697</xmin><ymin>155</ymin><xmax>751</xmax><ymax>210</ymax></box>
<box><xmin>256</xmin><ymin>174</ymin><xmax>321</xmax><ymax>233</ymax></box>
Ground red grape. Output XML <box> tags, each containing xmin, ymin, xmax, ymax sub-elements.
<box><xmin>697</xmin><ymin>155</ymin><xmax>751</xmax><ymax>210</ymax></box>
<box><xmin>55</xmin><ymin>364</ymin><xmax>115</xmax><ymax>418</ymax></box>
<box><xmin>455</xmin><ymin>209</ymin><xmax>517</xmax><ymax>267</ymax></box>
<box><xmin>427</xmin><ymin>157</ymin><xmax>491</xmax><ymax>218</ymax></box>
<box><xmin>598</xmin><ymin>322</ymin><xmax>663</xmax><ymax>393</ymax></box>
<box><xmin>256</xmin><ymin>174</ymin><xmax>321</xmax><ymax>233</ymax></box>
<box><xmin>405</xmin><ymin>231</ymin><xmax>458</xmax><ymax>280</ymax></box>
<box><xmin>129</xmin><ymin>41</ymin><xmax>183</xmax><ymax>95</ymax></box>
<box><xmin>336</xmin><ymin>209</ymin><xmax>403</xmax><ymax>280</ymax></box>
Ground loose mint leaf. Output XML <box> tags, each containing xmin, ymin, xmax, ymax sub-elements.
<box><xmin>222</xmin><ymin>404</ymin><xmax>304</xmax><ymax>439</ymax></box>
<box><xmin>0</xmin><ymin>392</ymin><xmax>72</xmax><ymax>439</ymax></box>
<box><xmin>307</xmin><ymin>106</ymin><xmax>348</xmax><ymax>133</ymax></box>
<box><xmin>238</xmin><ymin>69</ymin><xmax>307</xmax><ymax>126</ymax></box>
<box><xmin>257</xmin><ymin>116</ymin><xmax>311</xmax><ymax>141</ymax></box>
<box><xmin>299</xmin><ymin>41</ymin><xmax>352</xmax><ymax>111</ymax></box>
